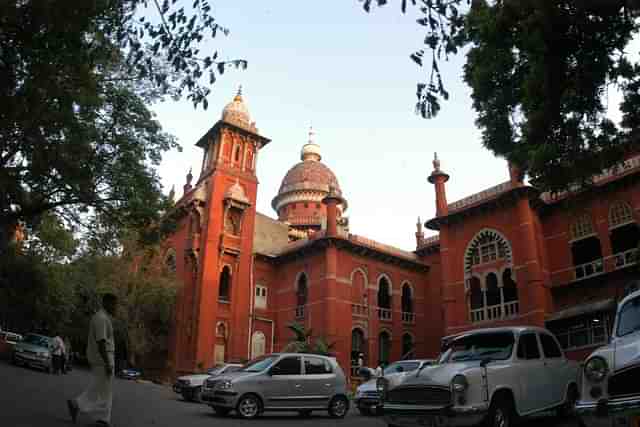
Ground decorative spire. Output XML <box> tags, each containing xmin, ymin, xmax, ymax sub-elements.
<box><xmin>234</xmin><ymin>84</ymin><xmax>243</xmax><ymax>101</ymax></box>
<box><xmin>300</xmin><ymin>126</ymin><xmax>322</xmax><ymax>162</ymax></box>
<box><xmin>433</xmin><ymin>152</ymin><xmax>441</xmax><ymax>172</ymax></box>
<box><xmin>168</xmin><ymin>185</ymin><xmax>176</xmax><ymax>202</ymax></box>
<box><xmin>187</xmin><ymin>167</ymin><xmax>193</xmax><ymax>185</ymax></box>
<box><xmin>183</xmin><ymin>167</ymin><xmax>194</xmax><ymax>195</ymax></box>
<box><xmin>416</xmin><ymin>216</ymin><xmax>423</xmax><ymax>233</ymax></box>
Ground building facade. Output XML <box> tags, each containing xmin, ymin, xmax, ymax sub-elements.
<box><xmin>165</xmin><ymin>90</ymin><xmax>640</xmax><ymax>377</ymax></box>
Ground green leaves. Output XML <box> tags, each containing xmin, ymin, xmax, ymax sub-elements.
<box><xmin>283</xmin><ymin>322</ymin><xmax>336</xmax><ymax>356</ymax></box>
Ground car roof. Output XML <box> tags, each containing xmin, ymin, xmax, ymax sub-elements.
<box><xmin>619</xmin><ymin>288</ymin><xmax>640</xmax><ymax>308</ymax></box>
<box><xmin>447</xmin><ymin>326</ymin><xmax>550</xmax><ymax>341</ymax></box>
<box><xmin>391</xmin><ymin>359</ymin><xmax>434</xmax><ymax>364</ymax></box>
<box><xmin>268</xmin><ymin>352</ymin><xmax>334</xmax><ymax>359</ymax></box>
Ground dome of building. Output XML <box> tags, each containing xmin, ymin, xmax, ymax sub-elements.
<box><xmin>221</xmin><ymin>87</ymin><xmax>254</xmax><ymax>131</ymax></box>
<box><xmin>272</xmin><ymin>128</ymin><xmax>347</xmax><ymax>229</ymax></box>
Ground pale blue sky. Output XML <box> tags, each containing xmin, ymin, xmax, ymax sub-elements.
<box><xmin>151</xmin><ymin>1</ymin><xmax>635</xmax><ymax>250</ymax></box>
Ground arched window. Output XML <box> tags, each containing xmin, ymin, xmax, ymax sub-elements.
<box><xmin>571</xmin><ymin>213</ymin><xmax>595</xmax><ymax>240</ymax></box>
<box><xmin>351</xmin><ymin>269</ymin><xmax>367</xmax><ymax>305</ymax></box>
<box><xmin>609</xmin><ymin>201</ymin><xmax>634</xmax><ymax>229</ymax></box>
<box><xmin>164</xmin><ymin>249</ymin><xmax>176</xmax><ymax>273</ymax></box>
<box><xmin>251</xmin><ymin>331</ymin><xmax>266</xmax><ymax>359</ymax></box>
<box><xmin>377</xmin><ymin>276</ymin><xmax>391</xmax><ymax>309</ymax></box>
<box><xmin>351</xmin><ymin>328</ymin><xmax>366</xmax><ymax>374</ymax></box>
<box><xmin>465</xmin><ymin>230</ymin><xmax>519</xmax><ymax>323</ymax></box>
<box><xmin>608</xmin><ymin>201</ymin><xmax>639</xmax><ymax>265</ymax></box>
<box><xmin>569</xmin><ymin>212</ymin><xmax>603</xmax><ymax>279</ymax></box>
<box><xmin>401</xmin><ymin>283</ymin><xmax>413</xmax><ymax>313</ymax></box>
<box><xmin>234</xmin><ymin>144</ymin><xmax>241</xmax><ymax>163</ymax></box>
<box><xmin>219</xmin><ymin>265</ymin><xmax>231</xmax><ymax>302</ymax></box>
<box><xmin>502</xmin><ymin>269</ymin><xmax>518</xmax><ymax>302</ymax></box>
<box><xmin>402</xmin><ymin>333</ymin><xmax>414</xmax><ymax>359</ymax></box>
<box><xmin>378</xmin><ymin>331</ymin><xmax>391</xmax><ymax>365</ymax></box>
<box><xmin>468</xmin><ymin>277</ymin><xmax>483</xmax><ymax>310</ymax></box>
<box><xmin>295</xmin><ymin>273</ymin><xmax>308</xmax><ymax>318</ymax></box>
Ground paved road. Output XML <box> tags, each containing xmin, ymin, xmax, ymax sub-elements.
<box><xmin>0</xmin><ymin>359</ymin><xmax>578</xmax><ymax>427</ymax></box>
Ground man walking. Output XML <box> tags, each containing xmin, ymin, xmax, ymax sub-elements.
<box><xmin>52</xmin><ymin>333</ymin><xmax>66</xmax><ymax>375</ymax></box>
<box><xmin>67</xmin><ymin>293</ymin><xmax>117</xmax><ymax>427</ymax></box>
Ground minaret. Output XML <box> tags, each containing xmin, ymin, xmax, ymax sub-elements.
<box><xmin>415</xmin><ymin>216</ymin><xmax>424</xmax><ymax>248</ymax></box>
<box><xmin>183</xmin><ymin>168</ymin><xmax>193</xmax><ymax>195</ymax></box>
<box><xmin>428</xmin><ymin>153</ymin><xmax>450</xmax><ymax>217</ymax></box>
<box><xmin>322</xmin><ymin>184</ymin><xmax>346</xmax><ymax>237</ymax></box>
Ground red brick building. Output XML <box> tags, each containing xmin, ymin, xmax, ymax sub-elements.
<box><xmin>165</xmin><ymin>90</ymin><xmax>640</xmax><ymax>377</ymax></box>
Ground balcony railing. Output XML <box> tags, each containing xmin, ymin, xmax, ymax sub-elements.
<box><xmin>470</xmin><ymin>301</ymin><xmax>520</xmax><ymax>324</ymax></box>
<box><xmin>614</xmin><ymin>248</ymin><xmax>638</xmax><ymax>270</ymax></box>
<box><xmin>551</xmin><ymin>249</ymin><xmax>637</xmax><ymax>286</ymax></box>
<box><xmin>574</xmin><ymin>259</ymin><xmax>605</xmax><ymax>281</ymax></box>
<box><xmin>401</xmin><ymin>312</ymin><xmax>416</xmax><ymax>324</ymax></box>
<box><xmin>295</xmin><ymin>305</ymin><xmax>305</xmax><ymax>319</ymax></box>
<box><xmin>377</xmin><ymin>307</ymin><xmax>392</xmax><ymax>321</ymax></box>
<box><xmin>352</xmin><ymin>304</ymin><xmax>368</xmax><ymax>317</ymax></box>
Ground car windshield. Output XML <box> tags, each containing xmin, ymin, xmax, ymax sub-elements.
<box><xmin>441</xmin><ymin>332</ymin><xmax>515</xmax><ymax>363</ymax></box>
<box><xmin>22</xmin><ymin>334</ymin><xmax>50</xmax><ymax>347</ymax></box>
<box><xmin>617</xmin><ymin>296</ymin><xmax>640</xmax><ymax>337</ymax></box>
<box><xmin>241</xmin><ymin>355</ymin><xmax>278</xmax><ymax>372</ymax></box>
<box><xmin>383</xmin><ymin>361</ymin><xmax>420</xmax><ymax>375</ymax></box>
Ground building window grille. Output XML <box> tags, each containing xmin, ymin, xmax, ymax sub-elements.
<box><xmin>571</xmin><ymin>213</ymin><xmax>595</xmax><ymax>240</ymax></box>
<box><xmin>255</xmin><ymin>285</ymin><xmax>267</xmax><ymax>309</ymax></box>
<box><xmin>609</xmin><ymin>201</ymin><xmax>634</xmax><ymax>229</ymax></box>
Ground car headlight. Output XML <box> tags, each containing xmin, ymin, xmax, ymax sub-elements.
<box><xmin>451</xmin><ymin>375</ymin><xmax>468</xmax><ymax>393</ymax></box>
<box><xmin>218</xmin><ymin>380</ymin><xmax>233</xmax><ymax>390</ymax></box>
<box><xmin>584</xmin><ymin>357</ymin><xmax>608</xmax><ymax>383</ymax></box>
<box><xmin>376</xmin><ymin>377</ymin><xmax>389</xmax><ymax>399</ymax></box>
<box><xmin>39</xmin><ymin>352</ymin><xmax>50</xmax><ymax>359</ymax></box>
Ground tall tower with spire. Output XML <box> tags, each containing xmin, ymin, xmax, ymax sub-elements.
<box><xmin>170</xmin><ymin>87</ymin><xmax>271</xmax><ymax>373</ymax></box>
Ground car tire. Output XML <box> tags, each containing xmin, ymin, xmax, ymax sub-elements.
<box><xmin>192</xmin><ymin>386</ymin><xmax>202</xmax><ymax>403</ymax></box>
<box><xmin>236</xmin><ymin>394</ymin><xmax>262</xmax><ymax>419</ymax></box>
<box><xmin>556</xmin><ymin>384</ymin><xmax>579</xmax><ymax>419</ymax></box>
<box><xmin>212</xmin><ymin>406</ymin><xmax>231</xmax><ymax>417</ymax></box>
<box><xmin>298</xmin><ymin>410</ymin><xmax>312</xmax><ymax>417</ymax></box>
<box><xmin>328</xmin><ymin>396</ymin><xmax>349</xmax><ymax>418</ymax></box>
<box><xmin>487</xmin><ymin>394</ymin><xmax>517</xmax><ymax>427</ymax></box>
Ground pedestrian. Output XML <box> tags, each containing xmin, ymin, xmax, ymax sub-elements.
<box><xmin>357</xmin><ymin>352</ymin><xmax>365</xmax><ymax>369</ymax></box>
<box><xmin>67</xmin><ymin>293</ymin><xmax>118</xmax><ymax>427</ymax></box>
<box><xmin>374</xmin><ymin>361</ymin><xmax>383</xmax><ymax>377</ymax></box>
<box><xmin>64</xmin><ymin>337</ymin><xmax>73</xmax><ymax>374</ymax></box>
<box><xmin>52</xmin><ymin>333</ymin><xmax>66</xmax><ymax>375</ymax></box>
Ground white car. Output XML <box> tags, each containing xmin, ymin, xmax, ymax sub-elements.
<box><xmin>173</xmin><ymin>363</ymin><xmax>243</xmax><ymax>402</ymax></box>
<box><xmin>355</xmin><ymin>359</ymin><xmax>435</xmax><ymax>415</ymax></box>
<box><xmin>576</xmin><ymin>288</ymin><xmax>640</xmax><ymax>427</ymax></box>
<box><xmin>380</xmin><ymin>327</ymin><xmax>579</xmax><ymax>427</ymax></box>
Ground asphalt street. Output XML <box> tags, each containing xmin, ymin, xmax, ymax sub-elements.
<box><xmin>0</xmin><ymin>360</ymin><xmax>579</xmax><ymax>427</ymax></box>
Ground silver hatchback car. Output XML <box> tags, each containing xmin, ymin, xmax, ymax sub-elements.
<box><xmin>201</xmin><ymin>353</ymin><xmax>349</xmax><ymax>419</ymax></box>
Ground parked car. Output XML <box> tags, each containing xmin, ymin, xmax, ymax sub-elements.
<box><xmin>201</xmin><ymin>353</ymin><xmax>349</xmax><ymax>419</ymax></box>
<box><xmin>379</xmin><ymin>327</ymin><xmax>580</xmax><ymax>427</ymax></box>
<box><xmin>1</xmin><ymin>331</ymin><xmax>23</xmax><ymax>345</ymax></box>
<box><xmin>576</xmin><ymin>288</ymin><xmax>640</xmax><ymax>427</ymax></box>
<box><xmin>355</xmin><ymin>359</ymin><xmax>435</xmax><ymax>416</ymax></box>
<box><xmin>118</xmin><ymin>367</ymin><xmax>142</xmax><ymax>380</ymax></box>
<box><xmin>12</xmin><ymin>333</ymin><xmax>54</xmax><ymax>373</ymax></box>
<box><xmin>173</xmin><ymin>363</ymin><xmax>243</xmax><ymax>402</ymax></box>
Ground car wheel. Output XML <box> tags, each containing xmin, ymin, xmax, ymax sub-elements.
<box><xmin>192</xmin><ymin>386</ymin><xmax>202</xmax><ymax>403</ymax></box>
<box><xmin>236</xmin><ymin>394</ymin><xmax>261</xmax><ymax>419</ymax></box>
<box><xmin>212</xmin><ymin>406</ymin><xmax>231</xmax><ymax>417</ymax></box>
<box><xmin>487</xmin><ymin>395</ymin><xmax>517</xmax><ymax>427</ymax></box>
<box><xmin>328</xmin><ymin>396</ymin><xmax>349</xmax><ymax>418</ymax></box>
<box><xmin>556</xmin><ymin>384</ymin><xmax>579</xmax><ymax>419</ymax></box>
<box><xmin>298</xmin><ymin>410</ymin><xmax>312</xmax><ymax>417</ymax></box>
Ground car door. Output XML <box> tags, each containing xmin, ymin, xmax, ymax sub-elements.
<box><xmin>539</xmin><ymin>332</ymin><xmax>567</xmax><ymax>406</ymax></box>
<box><xmin>513</xmin><ymin>332</ymin><xmax>549</xmax><ymax>413</ymax></box>
<box><xmin>300</xmin><ymin>356</ymin><xmax>335</xmax><ymax>408</ymax></box>
<box><xmin>265</xmin><ymin>356</ymin><xmax>302</xmax><ymax>409</ymax></box>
